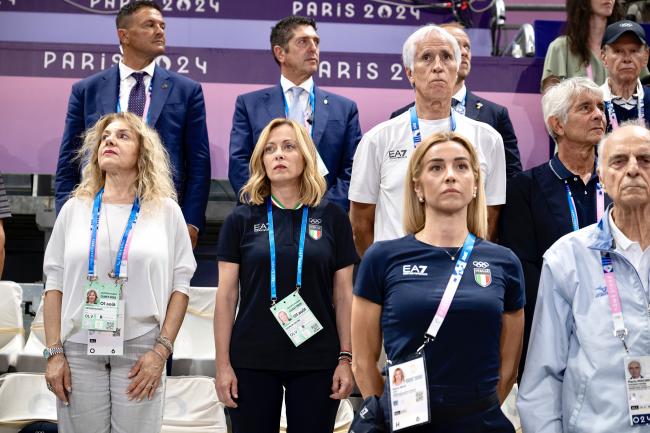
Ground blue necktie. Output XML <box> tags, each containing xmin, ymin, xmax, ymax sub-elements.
<box><xmin>287</xmin><ymin>87</ymin><xmax>305</xmax><ymax>123</ymax></box>
<box><xmin>452</xmin><ymin>98</ymin><xmax>465</xmax><ymax>116</ymax></box>
<box><xmin>128</xmin><ymin>72</ymin><xmax>147</xmax><ymax>117</ymax></box>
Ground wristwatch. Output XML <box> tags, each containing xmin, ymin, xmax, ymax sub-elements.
<box><xmin>43</xmin><ymin>345</ymin><xmax>65</xmax><ymax>360</ymax></box>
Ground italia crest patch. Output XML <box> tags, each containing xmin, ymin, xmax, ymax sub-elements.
<box><xmin>473</xmin><ymin>261</ymin><xmax>491</xmax><ymax>287</ymax></box>
<box><xmin>308</xmin><ymin>224</ymin><xmax>322</xmax><ymax>240</ymax></box>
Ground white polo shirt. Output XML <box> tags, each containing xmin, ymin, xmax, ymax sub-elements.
<box><xmin>349</xmin><ymin>110</ymin><xmax>506</xmax><ymax>242</ymax></box>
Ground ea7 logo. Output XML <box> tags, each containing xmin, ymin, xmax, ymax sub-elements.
<box><xmin>254</xmin><ymin>223</ymin><xmax>269</xmax><ymax>232</ymax></box>
<box><xmin>388</xmin><ymin>149</ymin><xmax>407</xmax><ymax>159</ymax></box>
<box><xmin>403</xmin><ymin>265</ymin><xmax>428</xmax><ymax>276</ymax></box>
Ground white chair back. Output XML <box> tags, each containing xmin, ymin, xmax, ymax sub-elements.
<box><xmin>162</xmin><ymin>375</ymin><xmax>227</xmax><ymax>433</ymax></box>
<box><xmin>28</xmin><ymin>294</ymin><xmax>45</xmax><ymax>346</ymax></box>
<box><xmin>13</xmin><ymin>296</ymin><xmax>46</xmax><ymax>373</ymax></box>
<box><xmin>171</xmin><ymin>287</ymin><xmax>217</xmax><ymax>376</ymax></box>
<box><xmin>501</xmin><ymin>383</ymin><xmax>522</xmax><ymax>431</ymax></box>
<box><xmin>0</xmin><ymin>282</ymin><xmax>24</xmax><ymax>349</ymax></box>
<box><xmin>0</xmin><ymin>373</ymin><xmax>56</xmax><ymax>428</ymax></box>
<box><xmin>280</xmin><ymin>396</ymin><xmax>354</xmax><ymax>433</ymax></box>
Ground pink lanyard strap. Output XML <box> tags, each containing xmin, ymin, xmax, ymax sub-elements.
<box><xmin>601</xmin><ymin>251</ymin><xmax>629</xmax><ymax>353</ymax></box>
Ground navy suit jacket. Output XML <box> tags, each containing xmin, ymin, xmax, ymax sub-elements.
<box><xmin>228</xmin><ymin>84</ymin><xmax>362</xmax><ymax>210</ymax></box>
<box><xmin>390</xmin><ymin>90</ymin><xmax>522</xmax><ymax>178</ymax></box>
<box><xmin>55</xmin><ymin>64</ymin><xmax>211</xmax><ymax>230</ymax></box>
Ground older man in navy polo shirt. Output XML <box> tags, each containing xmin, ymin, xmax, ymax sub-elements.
<box><xmin>499</xmin><ymin>76</ymin><xmax>611</xmax><ymax>378</ymax></box>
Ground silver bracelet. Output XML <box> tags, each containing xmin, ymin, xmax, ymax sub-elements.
<box><xmin>151</xmin><ymin>347</ymin><xmax>167</xmax><ymax>361</ymax></box>
<box><xmin>155</xmin><ymin>335</ymin><xmax>174</xmax><ymax>354</ymax></box>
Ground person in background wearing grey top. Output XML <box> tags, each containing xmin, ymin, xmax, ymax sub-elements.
<box><xmin>0</xmin><ymin>172</ymin><xmax>11</xmax><ymax>279</ymax></box>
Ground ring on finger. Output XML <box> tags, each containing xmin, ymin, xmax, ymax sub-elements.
<box><xmin>145</xmin><ymin>384</ymin><xmax>153</xmax><ymax>389</ymax></box>
<box><xmin>46</xmin><ymin>383</ymin><xmax>53</xmax><ymax>391</ymax></box>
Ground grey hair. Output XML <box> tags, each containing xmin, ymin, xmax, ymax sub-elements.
<box><xmin>542</xmin><ymin>77</ymin><xmax>603</xmax><ymax>141</ymax></box>
<box><xmin>402</xmin><ymin>24</ymin><xmax>461</xmax><ymax>71</ymax></box>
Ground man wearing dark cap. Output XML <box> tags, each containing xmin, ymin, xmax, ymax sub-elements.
<box><xmin>600</xmin><ymin>20</ymin><xmax>650</xmax><ymax>131</ymax></box>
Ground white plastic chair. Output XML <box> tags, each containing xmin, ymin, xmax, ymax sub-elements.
<box><xmin>0</xmin><ymin>282</ymin><xmax>25</xmax><ymax>372</ymax></box>
<box><xmin>162</xmin><ymin>375</ymin><xmax>227</xmax><ymax>433</ymax></box>
<box><xmin>14</xmin><ymin>296</ymin><xmax>46</xmax><ymax>373</ymax></box>
<box><xmin>0</xmin><ymin>372</ymin><xmax>56</xmax><ymax>433</ymax></box>
<box><xmin>171</xmin><ymin>287</ymin><xmax>217</xmax><ymax>377</ymax></box>
<box><xmin>280</xmin><ymin>396</ymin><xmax>354</xmax><ymax>433</ymax></box>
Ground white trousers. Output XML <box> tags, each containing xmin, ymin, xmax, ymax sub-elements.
<box><xmin>57</xmin><ymin>328</ymin><xmax>165</xmax><ymax>433</ymax></box>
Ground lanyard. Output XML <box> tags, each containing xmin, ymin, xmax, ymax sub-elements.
<box><xmin>116</xmin><ymin>79</ymin><xmax>153</xmax><ymax>124</ymax></box>
<box><xmin>88</xmin><ymin>188</ymin><xmax>140</xmax><ymax>281</ymax></box>
<box><xmin>266</xmin><ymin>198</ymin><xmax>309</xmax><ymax>305</ymax></box>
<box><xmin>409</xmin><ymin>106</ymin><xmax>456</xmax><ymax>148</ymax></box>
<box><xmin>282</xmin><ymin>83</ymin><xmax>316</xmax><ymax>135</ymax></box>
<box><xmin>564</xmin><ymin>181</ymin><xmax>605</xmax><ymax>231</ymax></box>
<box><xmin>605</xmin><ymin>97</ymin><xmax>645</xmax><ymax>130</ymax></box>
<box><xmin>601</xmin><ymin>251</ymin><xmax>629</xmax><ymax>352</ymax></box>
<box><xmin>417</xmin><ymin>233</ymin><xmax>476</xmax><ymax>352</ymax></box>
<box><xmin>602</xmin><ymin>80</ymin><xmax>645</xmax><ymax>130</ymax></box>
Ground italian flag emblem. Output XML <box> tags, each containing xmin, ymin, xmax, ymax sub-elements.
<box><xmin>308</xmin><ymin>224</ymin><xmax>322</xmax><ymax>240</ymax></box>
<box><xmin>474</xmin><ymin>268</ymin><xmax>492</xmax><ymax>287</ymax></box>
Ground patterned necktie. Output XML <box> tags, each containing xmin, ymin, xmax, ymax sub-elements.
<box><xmin>287</xmin><ymin>86</ymin><xmax>305</xmax><ymax>123</ymax></box>
<box><xmin>128</xmin><ymin>72</ymin><xmax>147</xmax><ymax>117</ymax></box>
<box><xmin>452</xmin><ymin>98</ymin><xmax>465</xmax><ymax>116</ymax></box>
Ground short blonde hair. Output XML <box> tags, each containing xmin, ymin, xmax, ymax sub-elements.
<box><xmin>403</xmin><ymin>131</ymin><xmax>487</xmax><ymax>238</ymax></box>
<box><xmin>239</xmin><ymin>118</ymin><xmax>327</xmax><ymax>207</ymax></box>
<box><xmin>72</xmin><ymin>112</ymin><xmax>176</xmax><ymax>205</ymax></box>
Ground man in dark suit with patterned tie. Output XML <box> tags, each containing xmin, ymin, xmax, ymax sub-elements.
<box><xmin>390</xmin><ymin>23</ymin><xmax>522</xmax><ymax>178</ymax></box>
<box><xmin>54</xmin><ymin>0</ymin><xmax>211</xmax><ymax>247</ymax></box>
<box><xmin>228</xmin><ymin>15</ymin><xmax>362</xmax><ymax>211</ymax></box>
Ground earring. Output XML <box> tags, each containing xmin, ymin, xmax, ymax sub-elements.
<box><xmin>472</xmin><ymin>187</ymin><xmax>477</xmax><ymax>198</ymax></box>
<box><xmin>418</xmin><ymin>196</ymin><xmax>424</xmax><ymax>203</ymax></box>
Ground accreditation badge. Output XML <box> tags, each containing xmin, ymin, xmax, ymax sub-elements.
<box><xmin>270</xmin><ymin>291</ymin><xmax>323</xmax><ymax>347</ymax></box>
<box><xmin>81</xmin><ymin>281</ymin><xmax>120</xmax><ymax>332</ymax></box>
<box><xmin>625</xmin><ymin>355</ymin><xmax>650</xmax><ymax>425</ymax></box>
<box><xmin>87</xmin><ymin>300</ymin><xmax>125</xmax><ymax>356</ymax></box>
<box><xmin>388</xmin><ymin>354</ymin><xmax>430</xmax><ymax>431</ymax></box>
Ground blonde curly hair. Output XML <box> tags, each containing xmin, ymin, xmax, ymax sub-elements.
<box><xmin>72</xmin><ymin>112</ymin><xmax>176</xmax><ymax>205</ymax></box>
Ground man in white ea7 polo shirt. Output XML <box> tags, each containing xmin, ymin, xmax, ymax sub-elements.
<box><xmin>349</xmin><ymin>24</ymin><xmax>506</xmax><ymax>255</ymax></box>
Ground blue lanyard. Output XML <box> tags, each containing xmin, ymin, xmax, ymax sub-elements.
<box><xmin>409</xmin><ymin>106</ymin><xmax>456</xmax><ymax>148</ymax></box>
<box><xmin>266</xmin><ymin>198</ymin><xmax>309</xmax><ymax>304</ymax></box>
<box><xmin>88</xmin><ymin>188</ymin><xmax>141</xmax><ymax>281</ymax></box>
<box><xmin>116</xmin><ymin>79</ymin><xmax>153</xmax><ymax>124</ymax></box>
<box><xmin>282</xmin><ymin>83</ymin><xmax>316</xmax><ymax>135</ymax></box>
<box><xmin>564</xmin><ymin>181</ymin><xmax>580</xmax><ymax>232</ymax></box>
<box><xmin>564</xmin><ymin>181</ymin><xmax>604</xmax><ymax>232</ymax></box>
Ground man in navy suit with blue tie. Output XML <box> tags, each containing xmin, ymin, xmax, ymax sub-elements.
<box><xmin>54</xmin><ymin>0</ymin><xmax>211</xmax><ymax>247</ymax></box>
<box><xmin>228</xmin><ymin>16</ymin><xmax>362</xmax><ymax>211</ymax></box>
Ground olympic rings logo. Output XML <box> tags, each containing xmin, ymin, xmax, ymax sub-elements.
<box><xmin>309</xmin><ymin>218</ymin><xmax>322</xmax><ymax>224</ymax></box>
<box><xmin>473</xmin><ymin>261</ymin><xmax>490</xmax><ymax>268</ymax></box>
